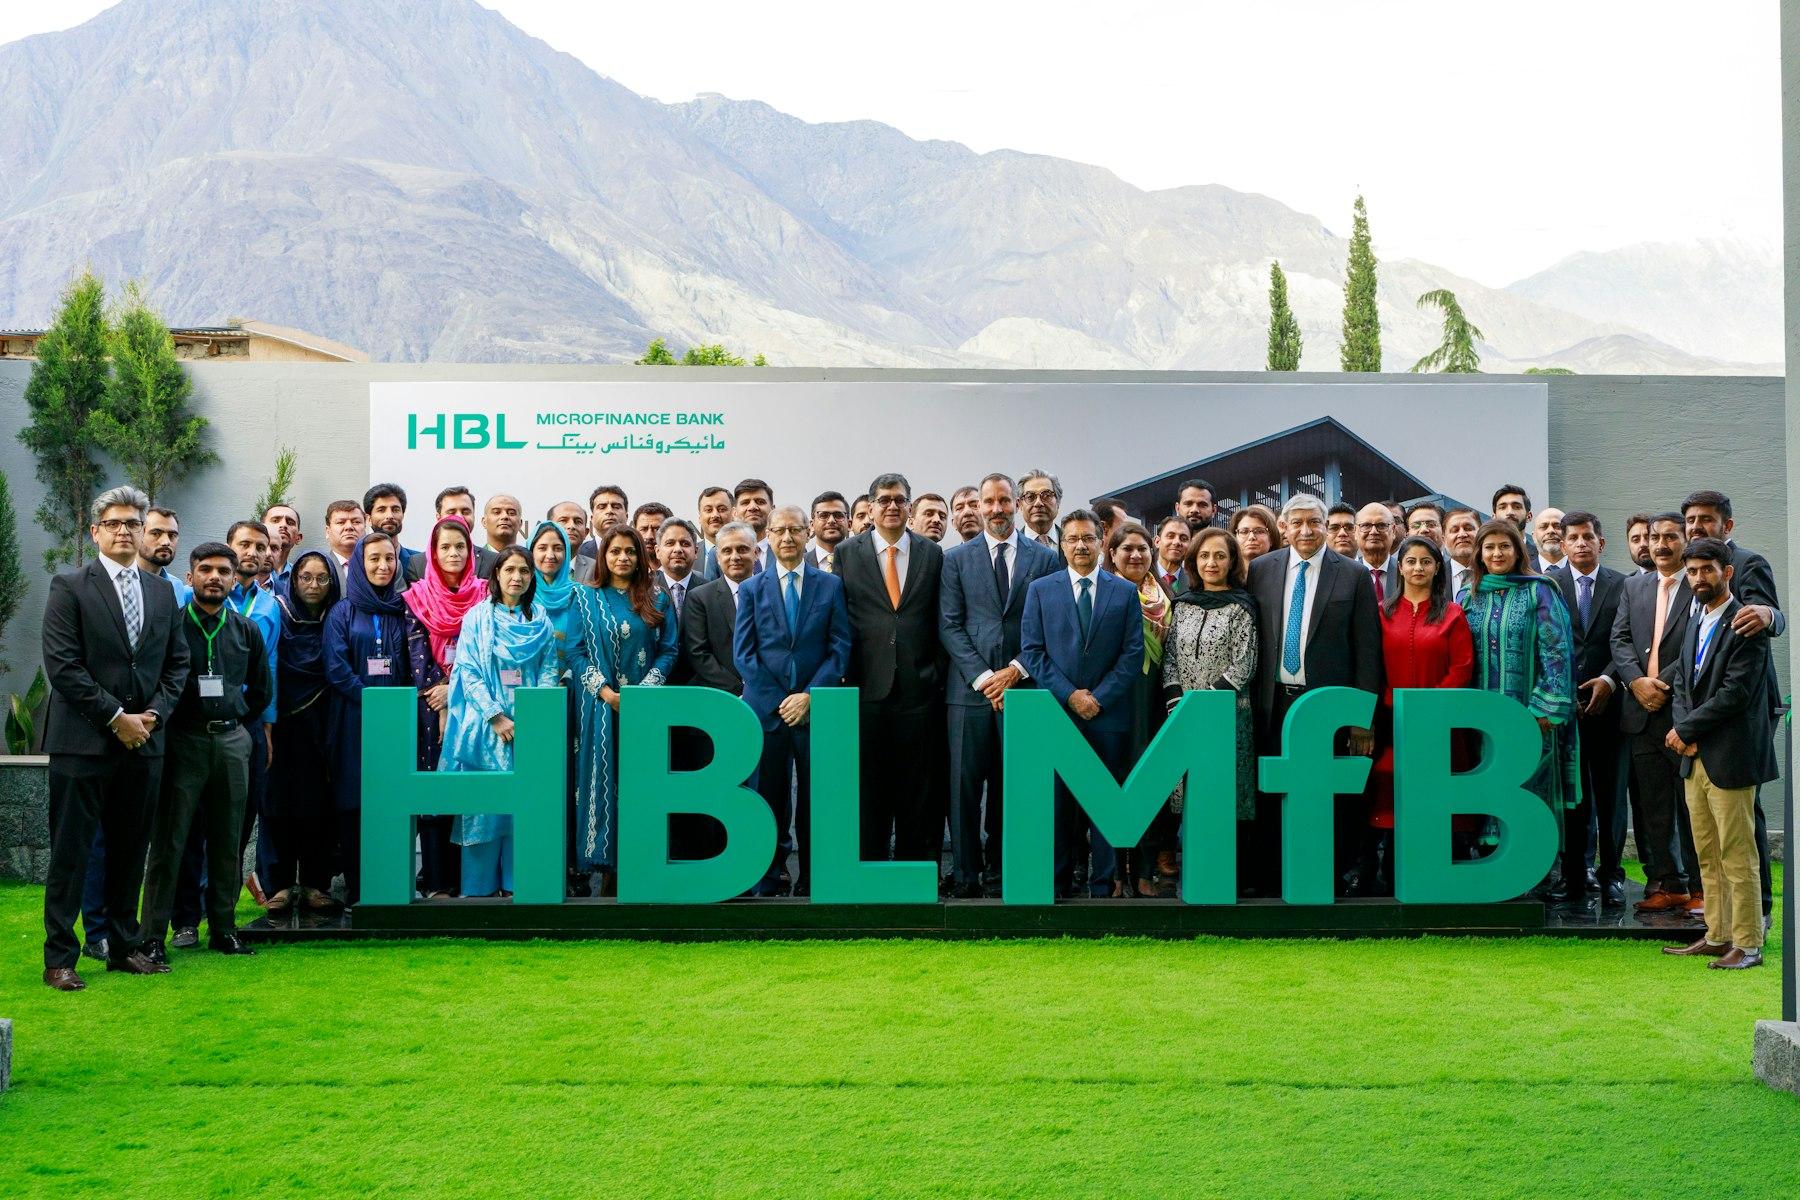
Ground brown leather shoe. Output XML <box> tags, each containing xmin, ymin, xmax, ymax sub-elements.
<box><xmin>43</xmin><ymin>966</ymin><xmax>86</xmax><ymax>991</ymax></box>
<box><xmin>1684</xmin><ymin>893</ymin><xmax>1706</xmax><ymax>916</ymax></box>
<box><xmin>1634</xmin><ymin>890</ymin><xmax>1691</xmax><ymax>912</ymax></box>
<box><xmin>1708</xmin><ymin>947</ymin><xmax>1764</xmax><ymax>970</ymax></box>
<box><xmin>1662</xmin><ymin>937</ymin><xmax>1731</xmax><ymax>957</ymax></box>
<box><xmin>107</xmin><ymin>950</ymin><xmax>169</xmax><ymax>975</ymax></box>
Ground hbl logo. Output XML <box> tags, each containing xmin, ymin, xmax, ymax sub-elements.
<box><xmin>408</xmin><ymin>413</ymin><xmax>528</xmax><ymax>450</ymax></box>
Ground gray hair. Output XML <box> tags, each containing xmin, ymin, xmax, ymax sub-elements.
<box><xmin>91</xmin><ymin>485</ymin><xmax>149</xmax><ymax>523</ymax></box>
<box><xmin>1018</xmin><ymin>469</ymin><xmax>1063</xmax><ymax>499</ymax></box>
<box><xmin>769</xmin><ymin>504</ymin><xmax>809</xmax><ymax>529</ymax></box>
<box><xmin>978</xmin><ymin>472</ymin><xmax>1017</xmax><ymax>497</ymax></box>
<box><xmin>715</xmin><ymin>520</ymin><xmax>757</xmax><ymax>546</ymax></box>
<box><xmin>1280</xmin><ymin>493</ymin><xmax>1327</xmax><ymax>522</ymax></box>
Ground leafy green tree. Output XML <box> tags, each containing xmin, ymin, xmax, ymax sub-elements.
<box><xmin>1410</xmin><ymin>289</ymin><xmax>1485</xmax><ymax>373</ymax></box>
<box><xmin>682</xmin><ymin>344</ymin><xmax>747</xmax><ymax>366</ymax></box>
<box><xmin>636</xmin><ymin>338</ymin><xmax>679</xmax><ymax>365</ymax></box>
<box><xmin>88</xmin><ymin>284</ymin><xmax>216</xmax><ymax>502</ymax></box>
<box><xmin>0</xmin><ymin>469</ymin><xmax>27</xmax><ymax>671</ymax></box>
<box><xmin>1524</xmin><ymin>366</ymin><xmax>1575</xmax><ymax>375</ymax></box>
<box><xmin>1266</xmin><ymin>261</ymin><xmax>1302</xmax><ymax>371</ymax></box>
<box><xmin>18</xmin><ymin>271</ymin><xmax>109</xmax><ymax>571</ymax></box>
<box><xmin>252</xmin><ymin>445</ymin><xmax>300</xmax><ymax>517</ymax></box>
<box><xmin>1338</xmin><ymin>195</ymin><xmax>1382</xmax><ymax>372</ymax></box>
<box><xmin>753</xmin><ymin>353</ymin><xmax>768</xmax><ymax>367</ymax></box>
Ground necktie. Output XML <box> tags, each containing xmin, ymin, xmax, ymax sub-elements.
<box><xmin>820</xmin><ymin>553</ymin><xmax>833</xmax><ymax>574</ymax></box>
<box><xmin>1283</xmin><ymin>559</ymin><xmax>1309</xmax><ymax>675</ymax></box>
<box><xmin>783</xmin><ymin>569</ymin><xmax>800</xmax><ymax>631</ymax></box>
<box><xmin>1577</xmin><ymin>573</ymin><xmax>1592</xmax><ymax>631</ymax></box>
<box><xmin>1370</xmin><ymin>566</ymin><xmax>1385</xmax><ymax>606</ymax></box>
<box><xmin>117</xmin><ymin>566</ymin><xmax>142</xmax><ymax>649</ymax></box>
<box><xmin>671</xmin><ymin>579</ymin><xmax>685</xmax><ymax>620</ymax></box>
<box><xmin>884</xmin><ymin>545</ymin><xmax>902</xmax><ymax>609</ymax></box>
<box><xmin>1076</xmin><ymin>576</ymin><xmax>1093</xmax><ymax>641</ymax></box>
<box><xmin>993</xmin><ymin>542</ymin><xmax>1010</xmax><ymax>601</ymax></box>
<box><xmin>1647</xmin><ymin>574</ymin><xmax>1674</xmax><ymax>677</ymax></box>
<box><xmin>1038</xmin><ymin>532</ymin><xmax>1054</xmax><ymax>548</ymax></box>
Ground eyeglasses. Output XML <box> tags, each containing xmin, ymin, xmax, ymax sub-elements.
<box><xmin>815</xmin><ymin>512</ymin><xmax>847</xmax><ymax>521</ymax></box>
<box><xmin>873</xmin><ymin>496</ymin><xmax>909</xmax><ymax>508</ymax></box>
<box><xmin>1020</xmin><ymin>490</ymin><xmax>1058</xmax><ymax>504</ymax></box>
<box><xmin>1355</xmin><ymin>522</ymin><xmax>1390</xmax><ymax>532</ymax></box>
<box><xmin>1063</xmin><ymin>534</ymin><xmax>1101</xmax><ymax>546</ymax></box>
<box><xmin>768</xmin><ymin>526</ymin><xmax>807</xmax><ymax>537</ymax></box>
<box><xmin>97</xmin><ymin>518</ymin><xmax>143</xmax><ymax>532</ymax></box>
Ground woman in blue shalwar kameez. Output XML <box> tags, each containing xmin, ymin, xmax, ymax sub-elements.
<box><xmin>571</xmin><ymin>525</ymin><xmax>678</xmax><ymax>894</ymax></box>
<box><xmin>440</xmin><ymin>548</ymin><xmax>562</xmax><ymax>897</ymax></box>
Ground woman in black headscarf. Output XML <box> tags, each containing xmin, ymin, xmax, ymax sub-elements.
<box><xmin>263</xmin><ymin>551</ymin><xmax>342</xmax><ymax>921</ymax></box>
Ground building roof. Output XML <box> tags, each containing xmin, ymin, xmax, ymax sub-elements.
<box><xmin>0</xmin><ymin>317</ymin><xmax>367</xmax><ymax>362</ymax></box>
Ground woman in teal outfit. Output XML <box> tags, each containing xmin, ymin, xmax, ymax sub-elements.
<box><xmin>571</xmin><ymin>525</ymin><xmax>678</xmax><ymax>894</ymax></box>
<box><xmin>529</xmin><ymin>521</ymin><xmax>583</xmax><ymax>678</ymax></box>
<box><xmin>1459</xmin><ymin>518</ymin><xmax>1580</xmax><ymax>853</ymax></box>
<box><xmin>440</xmin><ymin>548</ymin><xmax>562</xmax><ymax>897</ymax></box>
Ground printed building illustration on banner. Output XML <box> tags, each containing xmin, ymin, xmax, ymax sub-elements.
<box><xmin>1105</xmin><ymin>416</ymin><xmax>1484</xmax><ymax>520</ymax></box>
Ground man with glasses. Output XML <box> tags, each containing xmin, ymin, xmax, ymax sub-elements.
<box><xmin>1325</xmin><ymin>503</ymin><xmax>1358</xmax><ymax>558</ymax></box>
<box><xmin>834</xmin><ymin>473</ymin><xmax>947</xmax><ymax>866</ymax></box>
<box><xmin>1353</xmin><ymin>502</ymin><xmax>1399</xmax><ymax>605</ymax></box>
<box><xmin>41</xmin><ymin>486</ymin><xmax>191</xmax><ymax>989</ymax></box>
<box><xmin>1019</xmin><ymin>469</ymin><xmax>1063</xmax><ymax>555</ymax></box>
<box><xmin>806</xmin><ymin>491</ymin><xmax>850</xmax><ymax>573</ymax></box>
<box><xmin>1245</xmin><ymin>493</ymin><xmax>1383</xmax><ymax>898</ymax></box>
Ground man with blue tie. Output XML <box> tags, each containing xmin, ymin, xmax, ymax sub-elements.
<box><xmin>734</xmin><ymin>506</ymin><xmax>852</xmax><ymax>897</ymax></box>
<box><xmin>939</xmin><ymin>473</ymin><xmax>1061</xmax><ymax>897</ymax></box>
<box><xmin>1020</xmin><ymin>509</ymin><xmax>1144</xmax><ymax>899</ymax></box>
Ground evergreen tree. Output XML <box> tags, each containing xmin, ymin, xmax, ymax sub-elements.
<box><xmin>636</xmin><ymin>338</ymin><xmax>679</xmax><ymax>365</ymax></box>
<box><xmin>1266</xmin><ymin>261</ymin><xmax>1302</xmax><ymax>371</ymax></box>
<box><xmin>1338</xmin><ymin>195</ymin><xmax>1382</xmax><ymax>372</ymax></box>
<box><xmin>252</xmin><ymin>446</ymin><xmax>300</xmax><ymax>517</ymax></box>
<box><xmin>1410</xmin><ymin>289</ymin><xmax>1485</xmax><ymax>373</ymax></box>
<box><xmin>0</xmin><ymin>469</ymin><xmax>26</xmax><ymax>671</ymax></box>
<box><xmin>18</xmin><ymin>271</ymin><xmax>108</xmax><ymax>571</ymax></box>
<box><xmin>88</xmin><ymin>284</ymin><xmax>216</xmax><ymax>502</ymax></box>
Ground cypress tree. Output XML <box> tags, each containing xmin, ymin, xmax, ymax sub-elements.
<box><xmin>89</xmin><ymin>283</ymin><xmax>216</xmax><ymax>503</ymax></box>
<box><xmin>18</xmin><ymin>271</ymin><xmax>108</xmax><ymax>571</ymax></box>
<box><xmin>0</xmin><ymin>469</ymin><xmax>25</xmax><ymax>671</ymax></box>
<box><xmin>1266</xmin><ymin>261</ymin><xmax>1302</xmax><ymax>371</ymax></box>
<box><xmin>1338</xmin><ymin>195</ymin><xmax>1382</xmax><ymax>372</ymax></box>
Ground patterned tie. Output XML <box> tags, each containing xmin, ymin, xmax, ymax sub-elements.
<box><xmin>118</xmin><ymin>565</ymin><xmax>142</xmax><ymax>649</ymax></box>
<box><xmin>820</xmin><ymin>553</ymin><xmax>833</xmax><ymax>575</ymax></box>
<box><xmin>1577</xmin><ymin>573</ymin><xmax>1593</xmax><ymax>631</ymax></box>
<box><xmin>884</xmin><ymin>545</ymin><xmax>902</xmax><ymax>609</ymax></box>
<box><xmin>1283</xmin><ymin>559</ymin><xmax>1309</xmax><ymax>675</ymax></box>
<box><xmin>1076</xmin><ymin>576</ymin><xmax>1093</xmax><ymax>641</ymax></box>
<box><xmin>1038</xmin><ymin>532</ymin><xmax>1054</xmax><ymax>549</ymax></box>
<box><xmin>1647</xmin><ymin>574</ymin><xmax>1674</xmax><ymax>677</ymax></box>
<box><xmin>1370</xmin><ymin>566</ymin><xmax>1385</xmax><ymax>606</ymax></box>
<box><xmin>993</xmin><ymin>542</ymin><xmax>1010</xmax><ymax>602</ymax></box>
<box><xmin>671</xmin><ymin>578</ymin><xmax>685</xmax><ymax>620</ymax></box>
<box><xmin>783</xmin><ymin>569</ymin><xmax>800</xmax><ymax>631</ymax></box>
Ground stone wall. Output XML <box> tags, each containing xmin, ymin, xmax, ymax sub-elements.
<box><xmin>0</xmin><ymin>758</ymin><xmax>50</xmax><ymax>884</ymax></box>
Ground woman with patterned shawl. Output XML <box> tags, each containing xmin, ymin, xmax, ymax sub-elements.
<box><xmin>1106</xmin><ymin>520</ymin><xmax>1174</xmax><ymax>895</ymax></box>
<box><xmin>570</xmin><ymin>525</ymin><xmax>678</xmax><ymax>894</ymax></box>
<box><xmin>1459</xmin><ymin>518</ymin><xmax>1581</xmax><ymax>856</ymax></box>
<box><xmin>528</xmin><ymin>520</ymin><xmax>591</xmax><ymax>896</ymax></box>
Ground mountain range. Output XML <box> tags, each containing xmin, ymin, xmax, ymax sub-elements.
<box><xmin>0</xmin><ymin>0</ymin><xmax>1780</xmax><ymax>373</ymax></box>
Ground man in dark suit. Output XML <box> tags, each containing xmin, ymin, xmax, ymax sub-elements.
<box><xmin>1019</xmin><ymin>509</ymin><xmax>1144</xmax><ymax>898</ymax></box>
<box><xmin>1351</xmin><ymin>502</ymin><xmax>1400</xmax><ymax>605</ymax></box>
<box><xmin>1545</xmin><ymin>511</ymin><xmax>1627</xmax><ymax>905</ymax></box>
<box><xmin>835</xmin><ymin>473</ymin><xmax>946</xmax><ymax>863</ymax></box>
<box><xmin>1610</xmin><ymin>513</ymin><xmax>1696</xmax><ymax>911</ymax></box>
<box><xmin>1661</xmin><ymin>538</ymin><xmax>1777</xmax><ymax>970</ymax></box>
<box><xmin>1152</xmin><ymin>515</ymin><xmax>1191</xmax><ymax>596</ymax></box>
<box><xmin>672</xmin><ymin>522</ymin><xmax>757</xmax><ymax>860</ymax></box>
<box><xmin>1680</xmin><ymin>489</ymin><xmax>1781</xmax><ymax>920</ymax></box>
<box><xmin>939</xmin><ymin>473</ymin><xmax>1061</xmax><ymax>897</ymax></box>
<box><xmin>733</xmin><ymin>506</ymin><xmax>852</xmax><ymax>896</ymax></box>
<box><xmin>1247</xmin><ymin>494</ymin><xmax>1383</xmax><ymax>896</ymax></box>
<box><xmin>40</xmin><ymin>486</ymin><xmax>190</xmax><ymax>989</ymax></box>
<box><xmin>805</xmin><ymin>491</ymin><xmax>851</xmax><ymax>574</ymax></box>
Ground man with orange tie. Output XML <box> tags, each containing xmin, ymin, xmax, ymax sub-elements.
<box><xmin>834</xmin><ymin>473</ymin><xmax>946</xmax><ymax>866</ymax></box>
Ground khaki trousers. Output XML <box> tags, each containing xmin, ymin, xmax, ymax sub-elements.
<box><xmin>1683</xmin><ymin>755</ymin><xmax>1763</xmax><ymax>950</ymax></box>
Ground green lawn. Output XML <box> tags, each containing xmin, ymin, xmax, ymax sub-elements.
<box><xmin>1</xmin><ymin>877</ymin><xmax>1795</xmax><ymax>1199</ymax></box>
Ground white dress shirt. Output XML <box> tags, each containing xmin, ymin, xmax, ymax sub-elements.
<box><xmin>972</xmin><ymin>527</ymin><xmax>1029</xmax><ymax>690</ymax></box>
<box><xmin>1066</xmin><ymin>563</ymin><xmax>1101</xmax><ymax>603</ymax></box>
<box><xmin>1692</xmin><ymin>597</ymin><xmax>1728</xmax><ymax>671</ymax></box>
<box><xmin>1278</xmin><ymin>547</ymin><xmax>1326</xmax><ymax>686</ymax></box>
<box><xmin>872</xmin><ymin>529</ymin><xmax>912</xmax><ymax>591</ymax></box>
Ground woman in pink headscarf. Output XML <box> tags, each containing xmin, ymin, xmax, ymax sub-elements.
<box><xmin>402</xmin><ymin>515</ymin><xmax>489</xmax><ymax>898</ymax></box>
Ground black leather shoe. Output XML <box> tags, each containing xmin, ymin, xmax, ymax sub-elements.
<box><xmin>210</xmin><ymin>933</ymin><xmax>256</xmax><ymax>956</ymax></box>
<box><xmin>1602</xmin><ymin>879</ymin><xmax>1626</xmax><ymax>907</ymax></box>
<box><xmin>171</xmin><ymin>926</ymin><xmax>199</xmax><ymax>950</ymax></box>
<box><xmin>949</xmin><ymin>880</ymin><xmax>983</xmax><ymax>900</ymax></box>
<box><xmin>108</xmin><ymin>950</ymin><xmax>167</xmax><ymax>975</ymax></box>
<box><xmin>81</xmin><ymin>937</ymin><xmax>109</xmax><ymax>963</ymax></box>
<box><xmin>142</xmin><ymin>942</ymin><xmax>170</xmax><ymax>968</ymax></box>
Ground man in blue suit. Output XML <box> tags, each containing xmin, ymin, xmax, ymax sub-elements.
<box><xmin>1020</xmin><ymin>509</ymin><xmax>1144</xmax><ymax>899</ymax></box>
<box><xmin>734</xmin><ymin>505</ymin><xmax>852</xmax><ymax>896</ymax></box>
<box><xmin>939</xmin><ymin>473</ymin><xmax>1061</xmax><ymax>897</ymax></box>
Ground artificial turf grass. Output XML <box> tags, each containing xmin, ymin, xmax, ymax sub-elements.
<box><xmin>1</xmin><ymin>879</ymin><xmax>1796</xmax><ymax>1199</ymax></box>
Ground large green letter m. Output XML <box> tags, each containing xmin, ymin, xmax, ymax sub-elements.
<box><xmin>1002</xmin><ymin>689</ymin><xmax>1237</xmax><ymax>905</ymax></box>
<box><xmin>360</xmin><ymin>687</ymin><xmax>568</xmax><ymax>905</ymax></box>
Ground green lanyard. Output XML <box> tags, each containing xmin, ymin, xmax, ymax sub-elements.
<box><xmin>186</xmin><ymin>603</ymin><xmax>226</xmax><ymax>674</ymax></box>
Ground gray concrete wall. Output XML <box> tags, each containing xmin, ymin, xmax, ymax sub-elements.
<box><xmin>0</xmin><ymin>362</ymin><xmax>1789</xmax><ymax>802</ymax></box>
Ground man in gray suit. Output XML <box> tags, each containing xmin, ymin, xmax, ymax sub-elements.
<box><xmin>938</xmin><ymin>473</ymin><xmax>1060</xmax><ymax>896</ymax></box>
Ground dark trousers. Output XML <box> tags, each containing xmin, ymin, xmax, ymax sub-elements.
<box><xmin>170</xmin><ymin>721</ymin><xmax>269</xmax><ymax>923</ymax></box>
<box><xmin>947</xmin><ymin>702</ymin><xmax>1005</xmax><ymax>887</ymax></box>
<box><xmin>44</xmin><ymin>751</ymin><xmax>156</xmax><ymax>969</ymax></box>
<box><xmin>755</xmin><ymin>722</ymin><xmax>811</xmax><ymax>886</ymax></box>
<box><xmin>858</xmin><ymin>702</ymin><xmax>935</xmax><ymax>861</ymax></box>
<box><xmin>141</xmin><ymin>725</ymin><xmax>252</xmax><ymax>946</ymax></box>
<box><xmin>264</xmin><ymin>706</ymin><xmax>337</xmax><ymax>893</ymax></box>
<box><xmin>1564</xmin><ymin>713</ymin><xmax>1627</xmax><ymax>888</ymax></box>
<box><xmin>417</xmin><ymin>816</ymin><xmax>460</xmax><ymax>896</ymax></box>
<box><xmin>337</xmin><ymin>809</ymin><xmax>363</xmax><ymax>907</ymax></box>
<box><xmin>670</xmin><ymin>725</ymin><xmax>727</xmax><ymax>860</ymax></box>
<box><xmin>1629</xmin><ymin>723</ymin><xmax>1691</xmax><ymax>892</ymax></box>
<box><xmin>1053</xmin><ymin>725</ymin><xmax>1128</xmax><ymax>895</ymax></box>
<box><xmin>80</xmin><ymin>828</ymin><xmax>110</xmax><ymax>948</ymax></box>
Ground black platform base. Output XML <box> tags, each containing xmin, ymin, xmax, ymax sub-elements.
<box><xmin>241</xmin><ymin>885</ymin><xmax>1709</xmax><ymax>944</ymax></box>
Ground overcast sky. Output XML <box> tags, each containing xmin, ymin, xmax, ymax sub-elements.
<box><xmin>25</xmin><ymin>0</ymin><xmax>1781</xmax><ymax>286</ymax></box>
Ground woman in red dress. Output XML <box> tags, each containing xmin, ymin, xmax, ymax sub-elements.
<box><xmin>1368</xmin><ymin>535</ymin><xmax>1475</xmax><ymax>893</ymax></box>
